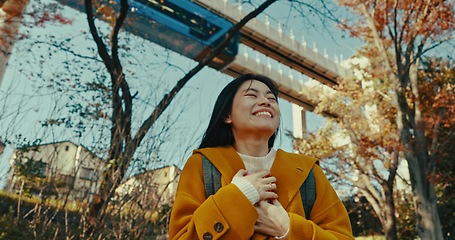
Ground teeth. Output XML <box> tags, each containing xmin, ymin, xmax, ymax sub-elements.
<box><xmin>255</xmin><ymin>111</ymin><xmax>272</xmax><ymax>117</ymax></box>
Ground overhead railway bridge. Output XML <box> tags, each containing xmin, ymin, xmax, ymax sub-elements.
<box><xmin>59</xmin><ymin>0</ymin><xmax>352</xmax><ymax>116</ymax></box>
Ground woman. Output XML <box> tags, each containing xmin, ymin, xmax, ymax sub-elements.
<box><xmin>169</xmin><ymin>74</ymin><xmax>353</xmax><ymax>239</ymax></box>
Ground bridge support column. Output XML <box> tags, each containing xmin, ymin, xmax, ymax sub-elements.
<box><xmin>291</xmin><ymin>104</ymin><xmax>307</xmax><ymax>139</ymax></box>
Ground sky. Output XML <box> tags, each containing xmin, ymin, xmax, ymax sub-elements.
<box><xmin>0</xmin><ymin>0</ymin><xmax>361</xmax><ymax>186</ymax></box>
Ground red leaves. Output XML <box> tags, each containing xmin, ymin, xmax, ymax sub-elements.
<box><xmin>337</xmin><ymin>0</ymin><xmax>454</xmax><ymax>49</ymax></box>
<box><xmin>32</xmin><ymin>11</ymin><xmax>73</xmax><ymax>27</ymax></box>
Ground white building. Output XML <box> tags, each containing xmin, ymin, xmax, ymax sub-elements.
<box><xmin>115</xmin><ymin>165</ymin><xmax>181</xmax><ymax>210</ymax></box>
<box><xmin>5</xmin><ymin>141</ymin><xmax>104</xmax><ymax>201</ymax></box>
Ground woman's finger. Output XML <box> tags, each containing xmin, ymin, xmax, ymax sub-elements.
<box><xmin>259</xmin><ymin>189</ymin><xmax>278</xmax><ymax>200</ymax></box>
<box><xmin>234</xmin><ymin>169</ymin><xmax>248</xmax><ymax>177</ymax></box>
<box><xmin>251</xmin><ymin>170</ymin><xmax>271</xmax><ymax>178</ymax></box>
<box><xmin>271</xmin><ymin>198</ymin><xmax>282</xmax><ymax>207</ymax></box>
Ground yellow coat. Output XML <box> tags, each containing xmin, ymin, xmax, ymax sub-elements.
<box><xmin>169</xmin><ymin>146</ymin><xmax>353</xmax><ymax>239</ymax></box>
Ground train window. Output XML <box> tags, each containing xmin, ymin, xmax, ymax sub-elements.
<box><xmin>134</xmin><ymin>0</ymin><xmax>221</xmax><ymax>41</ymax></box>
<box><xmin>125</xmin><ymin>0</ymin><xmax>240</xmax><ymax>69</ymax></box>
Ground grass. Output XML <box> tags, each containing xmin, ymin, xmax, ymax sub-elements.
<box><xmin>0</xmin><ymin>189</ymin><xmax>86</xmax><ymax>212</ymax></box>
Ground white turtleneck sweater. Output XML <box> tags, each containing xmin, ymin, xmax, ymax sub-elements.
<box><xmin>231</xmin><ymin>149</ymin><xmax>277</xmax><ymax>204</ymax></box>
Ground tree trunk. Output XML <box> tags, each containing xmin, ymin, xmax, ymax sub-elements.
<box><xmin>405</xmin><ymin>153</ymin><xmax>442</xmax><ymax>239</ymax></box>
<box><xmin>383</xmin><ymin>185</ymin><xmax>398</xmax><ymax>240</ymax></box>
<box><xmin>396</xmin><ymin>62</ymin><xmax>443</xmax><ymax>239</ymax></box>
<box><xmin>359</xmin><ymin>175</ymin><xmax>398</xmax><ymax>240</ymax></box>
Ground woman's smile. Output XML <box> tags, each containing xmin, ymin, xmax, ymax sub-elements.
<box><xmin>253</xmin><ymin>110</ymin><xmax>273</xmax><ymax>118</ymax></box>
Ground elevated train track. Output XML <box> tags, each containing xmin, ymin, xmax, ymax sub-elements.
<box><xmin>193</xmin><ymin>0</ymin><xmax>352</xmax><ymax>113</ymax></box>
<box><xmin>193</xmin><ymin>0</ymin><xmax>352</xmax><ymax>84</ymax></box>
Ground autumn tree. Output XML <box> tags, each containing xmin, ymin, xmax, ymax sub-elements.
<box><xmin>0</xmin><ymin>0</ymin><xmax>71</xmax><ymax>84</ymax></box>
<box><xmin>295</xmin><ymin>56</ymin><xmax>454</xmax><ymax>239</ymax></box>
<box><xmin>0</xmin><ymin>0</ymin><xmax>28</xmax><ymax>83</ymax></box>
<box><xmin>335</xmin><ymin>0</ymin><xmax>454</xmax><ymax>239</ymax></box>
<box><xmin>0</xmin><ymin>0</ymin><xmax>71</xmax><ymax>134</ymax></box>
<box><xmin>417</xmin><ymin>57</ymin><xmax>455</xmax><ymax>238</ymax></box>
<box><xmin>295</xmin><ymin>58</ymin><xmax>402</xmax><ymax>239</ymax></box>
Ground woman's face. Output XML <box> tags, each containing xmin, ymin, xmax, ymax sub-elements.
<box><xmin>225</xmin><ymin>80</ymin><xmax>280</xmax><ymax>139</ymax></box>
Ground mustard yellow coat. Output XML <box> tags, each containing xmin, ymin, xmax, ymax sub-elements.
<box><xmin>169</xmin><ymin>146</ymin><xmax>353</xmax><ymax>239</ymax></box>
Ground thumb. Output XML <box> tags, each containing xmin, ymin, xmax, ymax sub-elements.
<box><xmin>272</xmin><ymin>199</ymin><xmax>283</xmax><ymax>207</ymax></box>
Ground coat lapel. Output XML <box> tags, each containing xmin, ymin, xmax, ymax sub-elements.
<box><xmin>271</xmin><ymin>149</ymin><xmax>317</xmax><ymax>210</ymax></box>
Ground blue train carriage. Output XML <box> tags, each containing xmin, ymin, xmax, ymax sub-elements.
<box><xmin>123</xmin><ymin>0</ymin><xmax>240</xmax><ymax>70</ymax></box>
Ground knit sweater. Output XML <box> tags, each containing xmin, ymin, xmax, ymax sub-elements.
<box><xmin>231</xmin><ymin>149</ymin><xmax>277</xmax><ymax>204</ymax></box>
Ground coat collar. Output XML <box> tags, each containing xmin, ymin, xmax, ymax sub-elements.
<box><xmin>194</xmin><ymin>146</ymin><xmax>318</xmax><ymax>209</ymax></box>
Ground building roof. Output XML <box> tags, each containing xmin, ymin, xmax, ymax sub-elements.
<box><xmin>15</xmin><ymin>140</ymin><xmax>103</xmax><ymax>161</ymax></box>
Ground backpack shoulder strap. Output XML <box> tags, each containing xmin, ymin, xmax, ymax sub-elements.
<box><xmin>202</xmin><ymin>155</ymin><xmax>222</xmax><ymax>198</ymax></box>
<box><xmin>300</xmin><ymin>167</ymin><xmax>316</xmax><ymax>219</ymax></box>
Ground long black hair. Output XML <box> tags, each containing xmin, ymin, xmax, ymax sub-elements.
<box><xmin>199</xmin><ymin>74</ymin><xmax>280</xmax><ymax>149</ymax></box>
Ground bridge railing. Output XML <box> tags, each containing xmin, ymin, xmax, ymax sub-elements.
<box><xmin>194</xmin><ymin>0</ymin><xmax>353</xmax><ymax>86</ymax></box>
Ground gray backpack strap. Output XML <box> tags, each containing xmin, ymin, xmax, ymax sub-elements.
<box><xmin>202</xmin><ymin>155</ymin><xmax>222</xmax><ymax>198</ymax></box>
<box><xmin>300</xmin><ymin>168</ymin><xmax>316</xmax><ymax>219</ymax></box>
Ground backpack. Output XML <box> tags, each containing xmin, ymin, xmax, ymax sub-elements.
<box><xmin>202</xmin><ymin>155</ymin><xmax>316</xmax><ymax>219</ymax></box>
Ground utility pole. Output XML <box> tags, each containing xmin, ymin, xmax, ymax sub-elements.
<box><xmin>0</xmin><ymin>0</ymin><xmax>29</xmax><ymax>86</ymax></box>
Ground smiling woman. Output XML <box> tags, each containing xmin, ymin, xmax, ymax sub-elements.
<box><xmin>169</xmin><ymin>74</ymin><xmax>354</xmax><ymax>240</ymax></box>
